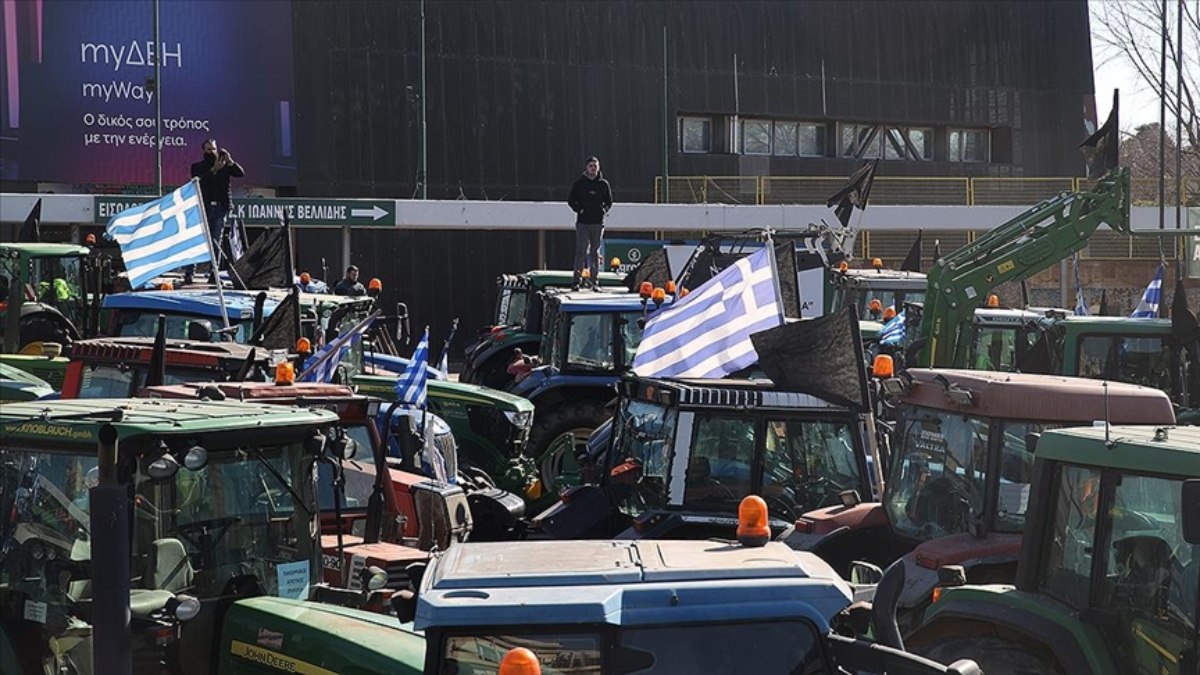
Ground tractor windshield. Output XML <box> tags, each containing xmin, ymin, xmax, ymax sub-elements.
<box><xmin>30</xmin><ymin>255</ymin><xmax>84</xmax><ymax>306</ymax></box>
<box><xmin>77</xmin><ymin>364</ymin><xmax>226</xmax><ymax>398</ymax></box>
<box><xmin>887</xmin><ymin>407</ymin><xmax>1046</xmax><ymax>540</ymax></box>
<box><xmin>134</xmin><ymin>441</ymin><xmax>318</xmax><ymax>599</ymax></box>
<box><xmin>495</xmin><ymin>286</ymin><xmax>528</xmax><ymax>328</ymax></box>
<box><xmin>115</xmin><ymin>311</ymin><xmax>254</xmax><ymax>343</ymax></box>
<box><xmin>564</xmin><ymin>313</ymin><xmax>616</xmax><ymax>372</ymax></box>
<box><xmin>1076</xmin><ymin>334</ymin><xmax>1171</xmax><ymax>390</ymax></box>
<box><xmin>967</xmin><ymin>324</ymin><xmax>1039</xmax><ymax>371</ymax></box>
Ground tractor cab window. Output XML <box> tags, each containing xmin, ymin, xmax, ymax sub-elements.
<box><xmin>0</xmin><ymin>450</ymin><xmax>97</xmax><ymax>605</ymax></box>
<box><xmin>968</xmin><ymin>325</ymin><xmax>1022</xmax><ymax>371</ymax></box>
<box><xmin>31</xmin><ymin>256</ymin><xmax>82</xmax><ymax>306</ymax></box>
<box><xmin>502</xmin><ymin>288</ymin><xmax>528</xmax><ymax>328</ymax></box>
<box><xmin>849</xmin><ymin>288</ymin><xmax>926</xmax><ymax>319</ymax></box>
<box><xmin>617</xmin><ymin>312</ymin><xmax>647</xmax><ymax>368</ymax></box>
<box><xmin>135</xmin><ymin>442</ymin><xmax>317</xmax><ymax>599</ymax></box>
<box><xmin>762</xmin><ymin>418</ymin><xmax>862</xmax><ymax>520</ymax></box>
<box><xmin>1039</xmin><ymin>464</ymin><xmax>1102</xmax><ymax>609</ymax></box>
<box><xmin>1100</xmin><ymin>474</ymin><xmax>1197</xmax><ymax>643</ymax></box>
<box><xmin>442</xmin><ymin>632</ymin><xmax>602</xmax><ymax>674</ymax></box>
<box><xmin>1076</xmin><ymin>335</ymin><xmax>1170</xmax><ymax>390</ymax></box>
<box><xmin>116</xmin><ymin>312</ymin><xmax>250</xmax><ymax>343</ymax></box>
<box><xmin>565</xmin><ymin>313</ymin><xmax>615</xmax><ymax>372</ymax></box>
<box><xmin>684</xmin><ymin>416</ymin><xmax>756</xmax><ymax>511</ymax></box>
<box><xmin>886</xmin><ymin>409</ymin><xmax>989</xmax><ymax>542</ymax></box>
<box><xmin>610</xmin><ymin>400</ymin><xmax>677</xmax><ymax>517</ymax></box>
<box><xmin>79</xmin><ymin>364</ymin><xmax>221</xmax><ymax>398</ymax></box>
<box><xmin>316</xmin><ymin>424</ymin><xmax>378</xmax><ymax>512</ymax></box>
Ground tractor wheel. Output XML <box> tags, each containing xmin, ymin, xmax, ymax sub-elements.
<box><xmin>19</xmin><ymin>315</ymin><xmax>73</xmax><ymax>352</ymax></box>
<box><xmin>527</xmin><ymin>401</ymin><xmax>611</xmax><ymax>493</ymax></box>
<box><xmin>917</xmin><ymin>636</ymin><xmax>1062</xmax><ymax>675</ymax></box>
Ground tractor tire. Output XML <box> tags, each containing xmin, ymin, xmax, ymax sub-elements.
<box><xmin>917</xmin><ymin>636</ymin><xmax>1062</xmax><ymax>675</ymax></box>
<box><xmin>527</xmin><ymin>401</ymin><xmax>611</xmax><ymax>493</ymax></box>
<box><xmin>19</xmin><ymin>315</ymin><xmax>74</xmax><ymax>352</ymax></box>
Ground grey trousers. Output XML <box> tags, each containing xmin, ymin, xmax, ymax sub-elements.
<box><xmin>574</xmin><ymin>221</ymin><xmax>604</xmax><ymax>282</ymax></box>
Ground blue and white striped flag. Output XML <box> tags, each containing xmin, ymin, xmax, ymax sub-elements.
<box><xmin>298</xmin><ymin>311</ymin><xmax>379</xmax><ymax>383</ymax></box>
<box><xmin>632</xmin><ymin>246</ymin><xmax>782</xmax><ymax>379</ymax></box>
<box><xmin>1130</xmin><ymin>263</ymin><xmax>1164</xmax><ymax>318</ymax></box>
<box><xmin>880</xmin><ymin>310</ymin><xmax>906</xmax><ymax>345</ymax></box>
<box><xmin>105</xmin><ymin>179</ymin><xmax>212</xmax><ymax>288</ymax></box>
<box><xmin>395</xmin><ymin>327</ymin><xmax>430</xmax><ymax>408</ymax></box>
<box><xmin>1073</xmin><ymin>253</ymin><xmax>1090</xmax><ymax>316</ymax></box>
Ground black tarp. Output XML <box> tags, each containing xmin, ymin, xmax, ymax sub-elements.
<box><xmin>750</xmin><ymin>307</ymin><xmax>870</xmax><ymax>411</ymax></box>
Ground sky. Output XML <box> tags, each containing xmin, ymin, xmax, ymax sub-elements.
<box><xmin>1090</xmin><ymin>0</ymin><xmax>1189</xmax><ymax>133</ymax></box>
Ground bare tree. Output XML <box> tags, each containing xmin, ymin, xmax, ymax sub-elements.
<box><xmin>1092</xmin><ymin>0</ymin><xmax>1199</xmax><ymax>156</ymax></box>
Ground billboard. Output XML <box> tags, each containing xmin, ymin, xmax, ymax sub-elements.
<box><xmin>1</xmin><ymin>0</ymin><xmax>294</xmax><ymax>187</ymax></box>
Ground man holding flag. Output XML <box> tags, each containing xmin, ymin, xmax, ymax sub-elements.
<box><xmin>105</xmin><ymin>179</ymin><xmax>217</xmax><ymax>292</ymax></box>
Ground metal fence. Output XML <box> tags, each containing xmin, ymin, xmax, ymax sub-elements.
<box><xmin>655</xmin><ymin>175</ymin><xmax>1198</xmax><ymax>260</ymax></box>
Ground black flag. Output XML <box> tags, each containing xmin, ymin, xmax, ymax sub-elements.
<box><xmin>623</xmin><ymin>248</ymin><xmax>672</xmax><ymax>293</ymax></box>
<box><xmin>233</xmin><ymin>220</ymin><xmax>291</xmax><ymax>289</ymax></box>
<box><xmin>1171</xmin><ymin>276</ymin><xmax>1200</xmax><ymax>344</ymax></box>
<box><xmin>826</xmin><ymin>159</ymin><xmax>879</xmax><ymax>228</ymax></box>
<box><xmin>1098</xmin><ymin>288</ymin><xmax>1110</xmax><ymax>317</ymax></box>
<box><xmin>18</xmin><ymin>199</ymin><xmax>42</xmax><ymax>243</ymax></box>
<box><xmin>774</xmin><ymin>243</ymin><xmax>801</xmax><ymax>319</ymax></box>
<box><xmin>901</xmin><ymin>230</ymin><xmax>923</xmax><ymax>273</ymax></box>
<box><xmin>144</xmin><ymin>314</ymin><xmax>167</xmax><ymax>387</ymax></box>
<box><xmin>250</xmin><ymin>288</ymin><xmax>301</xmax><ymax>351</ymax></box>
<box><xmin>1080</xmin><ymin>89</ymin><xmax>1119</xmax><ymax>180</ymax></box>
<box><xmin>750</xmin><ymin>307</ymin><xmax>870</xmax><ymax>411</ymax></box>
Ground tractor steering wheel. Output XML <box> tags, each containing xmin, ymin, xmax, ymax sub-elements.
<box><xmin>174</xmin><ymin>516</ymin><xmax>242</xmax><ymax>558</ymax></box>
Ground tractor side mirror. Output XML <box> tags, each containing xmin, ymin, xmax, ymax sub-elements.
<box><xmin>391</xmin><ymin>590</ymin><xmax>417</xmax><ymax>623</ymax></box>
<box><xmin>1025</xmin><ymin>432</ymin><xmax>1040</xmax><ymax>456</ymax></box>
<box><xmin>1183</xmin><ymin>480</ymin><xmax>1200</xmax><ymax>545</ymax></box>
<box><xmin>395</xmin><ymin>302</ymin><xmax>410</xmax><ymax>345</ymax></box>
<box><xmin>937</xmin><ymin>565</ymin><xmax>967</xmax><ymax>587</ymax></box>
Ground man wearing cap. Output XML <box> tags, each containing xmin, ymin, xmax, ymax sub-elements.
<box><xmin>334</xmin><ymin>265</ymin><xmax>366</xmax><ymax>296</ymax></box>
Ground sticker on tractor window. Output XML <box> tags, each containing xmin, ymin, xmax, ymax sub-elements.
<box><xmin>23</xmin><ymin>600</ymin><xmax>47</xmax><ymax>623</ymax></box>
<box><xmin>276</xmin><ymin>560</ymin><xmax>311</xmax><ymax>600</ymax></box>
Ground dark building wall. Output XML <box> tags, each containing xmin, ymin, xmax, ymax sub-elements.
<box><xmin>291</xmin><ymin>0</ymin><xmax>1096</xmax><ymax>203</ymax></box>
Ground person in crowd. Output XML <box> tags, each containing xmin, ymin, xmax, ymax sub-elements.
<box><xmin>567</xmin><ymin>156</ymin><xmax>613</xmax><ymax>291</ymax></box>
<box><xmin>334</xmin><ymin>265</ymin><xmax>367</xmax><ymax>296</ymax></box>
<box><xmin>184</xmin><ymin>139</ymin><xmax>244</xmax><ymax>285</ymax></box>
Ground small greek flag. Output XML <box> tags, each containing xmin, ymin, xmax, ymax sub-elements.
<box><xmin>437</xmin><ymin>350</ymin><xmax>449</xmax><ymax>378</ymax></box>
<box><xmin>105</xmin><ymin>179</ymin><xmax>212</xmax><ymax>288</ymax></box>
<box><xmin>395</xmin><ymin>327</ymin><xmax>430</xmax><ymax>408</ymax></box>
<box><xmin>298</xmin><ymin>311</ymin><xmax>378</xmax><ymax>383</ymax></box>
<box><xmin>632</xmin><ymin>246</ymin><xmax>782</xmax><ymax>379</ymax></box>
<box><xmin>880</xmin><ymin>310</ymin><xmax>906</xmax><ymax>345</ymax></box>
<box><xmin>1073</xmin><ymin>253</ymin><xmax>1090</xmax><ymax>316</ymax></box>
<box><xmin>1130</xmin><ymin>264</ymin><xmax>1164</xmax><ymax>318</ymax></box>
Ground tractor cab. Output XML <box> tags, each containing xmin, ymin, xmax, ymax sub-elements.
<box><xmin>1</xmin><ymin>243</ymin><xmax>96</xmax><ymax>353</ymax></box>
<box><xmin>0</xmin><ymin>398</ymin><xmax>340</xmax><ymax>675</ymax></box>
<box><xmin>826</xmin><ymin>368</ymin><xmax>1176</xmax><ymax>633</ymax></box>
<box><xmin>461</xmin><ymin>269</ymin><xmax>625</xmax><ymax>389</ymax></box>
<box><xmin>537</xmin><ymin>376</ymin><xmax>874</xmax><ymax>546</ymax></box>
<box><xmin>905</xmin><ymin>425</ymin><xmax>1200</xmax><ymax>675</ymax></box>
<box><xmin>139</xmin><ymin>381</ymin><xmax>473</xmax><ymax>593</ymax></box>
<box><xmin>61</xmin><ymin>337</ymin><xmax>275</xmax><ymax>399</ymax></box>
<box><xmin>830</xmin><ymin>267</ymin><xmax>927</xmax><ymax>321</ymax></box>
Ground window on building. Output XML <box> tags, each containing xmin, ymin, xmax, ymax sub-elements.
<box><xmin>842</xmin><ymin>123</ymin><xmax>932</xmax><ymax>161</ymax></box>
<box><xmin>680</xmin><ymin>117</ymin><xmax>713</xmax><ymax>153</ymax></box>
<box><xmin>773</xmin><ymin>122</ymin><xmax>799</xmax><ymax>156</ymax></box>
<box><xmin>950</xmin><ymin>128</ymin><xmax>989</xmax><ymax>162</ymax></box>
<box><xmin>798</xmin><ymin>124</ymin><xmax>825</xmax><ymax>156</ymax></box>
<box><xmin>742</xmin><ymin>119</ymin><xmax>772</xmax><ymax>155</ymax></box>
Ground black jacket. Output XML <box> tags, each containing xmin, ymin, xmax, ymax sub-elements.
<box><xmin>333</xmin><ymin>278</ymin><xmax>366</xmax><ymax>296</ymax></box>
<box><xmin>191</xmin><ymin>155</ymin><xmax>245</xmax><ymax>208</ymax></box>
<box><xmin>568</xmin><ymin>173</ymin><xmax>613</xmax><ymax>225</ymax></box>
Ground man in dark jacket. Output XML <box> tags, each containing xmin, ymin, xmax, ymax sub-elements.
<box><xmin>334</xmin><ymin>265</ymin><xmax>366</xmax><ymax>296</ymax></box>
<box><xmin>567</xmin><ymin>156</ymin><xmax>613</xmax><ymax>290</ymax></box>
<box><xmin>184</xmin><ymin>139</ymin><xmax>244</xmax><ymax>284</ymax></box>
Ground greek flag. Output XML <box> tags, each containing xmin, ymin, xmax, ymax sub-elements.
<box><xmin>298</xmin><ymin>311</ymin><xmax>379</xmax><ymax>383</ymax></box>
<box><xmin>632</xmin><ymin>246</ymin><xmax>782</xmax><ymax>379</ymax></box>
<box><xmin>395</xmin><ymin>327</ymin><xmax>430</xmax><ymax>408</ymax></box>
<box><xmin>1073</xmin><ymin>253</ymin><xmax>1090</xmax><ymax>316</ymax></box>
<box><xmin>1130</xmin><ymin>263</ymin><xmax>1164</xmax><ymax>318</ymax></box>
<box><xmin>880</xmin><ymin>310</ymin><xmax>906</xmax><ymax>345</ymax></box>
<box><xmin>105</xmin><ymin>179</ymin><xmax>212</xmax><ymax>288</ymax></box>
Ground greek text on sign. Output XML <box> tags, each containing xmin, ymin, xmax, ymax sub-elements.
<box><xmin>95</xmin><ymin>196</ymin><xmax>395</xmax><ymax>226</ymax></box>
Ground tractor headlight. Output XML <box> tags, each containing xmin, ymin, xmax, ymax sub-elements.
<box><xmin>503</xmin><ymin>410</ymin><xmax>532</xmax><ymax>430</ymax></box>
<box><xmin>167</xmin><ymin>594</ymin><xmax>201</xmax><ymax>622</ymax></box>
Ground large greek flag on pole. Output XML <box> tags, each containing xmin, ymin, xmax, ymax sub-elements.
<box><xmin>395</xmin><ymin>327</ymin><xmax>430</xmax><ymax>408</ymax></box>
<box><xmin>1130</xmin><ymin>263</ymin><xmax>1164</xmax><ymax>318</ymax></box>
<box><xmin>105</xmin><ymin>180</ymin><xmax>212</xmax><ymax>288</ymax></box>
<box><xmin>632</xmin><ymin>246</ymin><xmax>782</xmax><ymax>379</ymax></box>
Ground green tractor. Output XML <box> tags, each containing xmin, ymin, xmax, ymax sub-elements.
<box><xmin>884</xmin><ymin>424</ymin><xmax>1199</xmax><ymax>675</ymax></box>
<box><xmin>1</xmin><ymin>243</ymin><xmax>104</xmax><ymax>354</ymax></box>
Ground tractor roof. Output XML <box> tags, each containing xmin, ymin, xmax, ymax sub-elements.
<box><xmin>0</xmin><ymin>242</ymin><xmax>91</xmax><ymax>257</ymax></box>
<box><xmin>842</xmin><ymin>269</ymin><xmax>927</xmax><ymax>284</ymax></box>
<box><xmin>971</xmin><ymin>308</ymin><xmax>1056</xmax><ymax>323</ymax></box>
<box><xmin>900</xmin><ymin>368</ymin><xmax>1175</xmax><ymax>423</ymax></box>
<box><xmin>547</xmin><ymin>289</ymin><xmax>675</xmax><ymax>312</ymax></box>
<box><xmin>501</xmin><ymin>269</ymin><xmax>624</xmax><ymax>289</ymax></box>
<box><xmin>1058</xmin><ymin>315</ymin><xmax>1172</xmax><ymax>332</ymax></box>
<box><xmin>0</xmin><ymin>363</ymin><xmax>54</xmax><ymax>401</ymax></box>
<box><xmin>142</xmin><ymin>381</ymin><xmax>357</xmax><ymax>402</ymax></box>
<box><xmin>0</xmin><ymin>397</ymin><xmax>337</xmax><ymax>444</ymax></box>
<box><xmin>415</xmin><ymin>540</ymin><xmax>851</xmax><ymax>630</ymax></box>
<box><xmin>1037</xmin><ymin>425</ymin><xmax>1200</xmax><ymax>476</ymax></box>
<box><xmin>69</xmin><ymin>337</ymin><xmax>267</xmax><ymax>373</ymax></box>
<box><xmin>624</xmin><ymin>376</ymin><xmax>848</xmax><ymax>411</ymax></box>
<box><xmin>104</xmin><ymin>289</ymin><xmax>271</xmax><ymax>320</ymax></box>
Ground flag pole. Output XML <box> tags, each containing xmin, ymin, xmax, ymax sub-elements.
<box><xmin>192</xmin><ymin>177</ymin><xmax>232</xmax><ymax>332</ymax></box>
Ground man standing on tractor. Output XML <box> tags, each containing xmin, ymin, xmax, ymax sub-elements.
<box><xmin>185</xmin><ymin>138</ymin><xmax>245</xmax><ymax>285</ymax></box>
<box><xmin>334</xmin><ymin>264</ymin><xmax>367</xmax><ymax>296</ymax></box>
<box><xmin>567</xmin><ymin>155</ymin><xmax>612</xmax><ymax>291</ymax></box>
